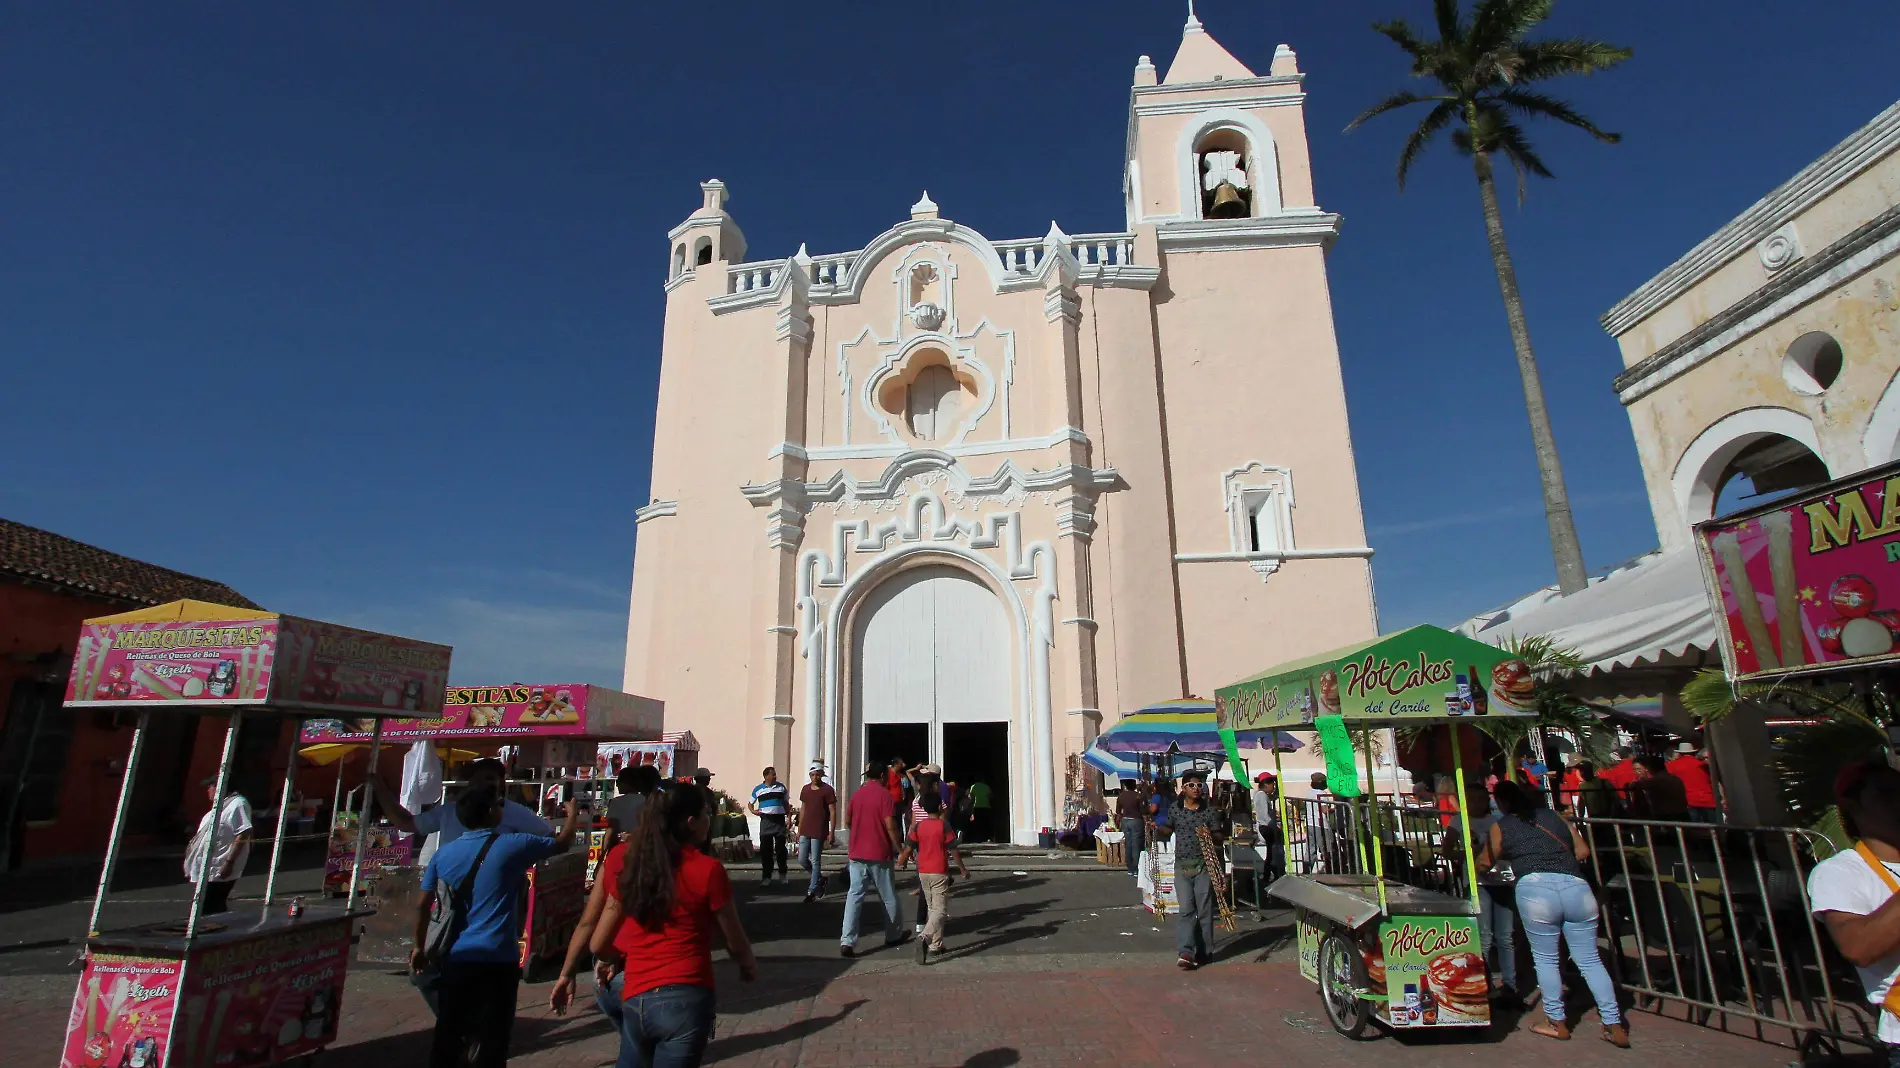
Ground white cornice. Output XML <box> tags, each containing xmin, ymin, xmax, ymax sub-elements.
<box><xmin>634</xmin><ymin>500</ymin><xmax>679</xmax><ymax>524</ymax></box>
<box><xmin>1602</xmin><ymin>100</ymin><xmax>1900</xmax><ymax>337</ymax></box>
<box><xmin>1614</xmin><ymin>209</ymin><xmax>1900</xmax><ymax>404</ymax></box>
<box><xmin>1174</xmin><ymin>547</ymin><xmax>1372</xmax><ymax>563</ymax></box>
<box><xmin>769</xmin><ymin>426</ymin><xmax>1090</xmax><ymax>463</ymax></box>
<box><xmin>1132</xmin><ymin>73</ymin><xmax>1304</xmax><ymax>98</ymax></box>
<box><xmin>1156</xmin><ymin>211</ymin><xmax>1341</xmax><ymax>253</ymax></box>
<box><xmin>741</xmin><ymin>450</ymin><xmax>1122</xmax><ymax>510</ymax></box>
<box><xmin>1135</xmin><ymin>93</ymin><xmax>1305</xmax><ymax>117</ymax></box>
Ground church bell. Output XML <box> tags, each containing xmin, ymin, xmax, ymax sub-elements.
<box><xmin>1207</xmin><ymin>181</ymin><xmax>1247</xmax><ymax>219</ymax></box>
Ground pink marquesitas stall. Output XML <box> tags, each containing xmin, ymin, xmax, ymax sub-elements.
<box><xmin>299</xmin><ymin>683</ymin><xmax>663</xmax><ymax>969</ymax></box>
<box><xmin>60</xmin><ymin>600</ymin><xmax>452</xmax><ymax>1068</ymax></box>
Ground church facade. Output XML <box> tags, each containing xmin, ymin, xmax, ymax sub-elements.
<box><xmin>625</xmin><ymin>15</ymin><xmax>1377</xmax><ymax>843</ymax></box>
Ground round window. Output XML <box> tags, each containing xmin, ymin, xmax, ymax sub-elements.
<box><xmin>1782</xmin><ymin>332</ymin><xmax>1844</xmax><ymax>395</ymax></box>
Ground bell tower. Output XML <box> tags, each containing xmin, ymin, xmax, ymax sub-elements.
<box><xmin>1123</xmin><ymin>13</ymin><xmax>1319</xmax><ymax>228</ymax></box>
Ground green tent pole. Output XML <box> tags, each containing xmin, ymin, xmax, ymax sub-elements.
<box><xmin>1364</xmin><ymin>732</ymin><xmax>1387</xmax><ymax>914</ymax></box>
<box><xmin>1451</xmin><ymin>723</ymin><xmax>1480</xmax><ymax>910</ymax></box>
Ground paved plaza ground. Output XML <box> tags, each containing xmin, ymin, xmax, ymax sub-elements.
<box><xmin>0</xmin><ymin>858</ymin><xmax>1851</xmax><ymax>1067</ymax></box>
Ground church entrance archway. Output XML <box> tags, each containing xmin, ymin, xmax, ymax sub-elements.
<box><xmin>850</xmin><ymin>564</ymin><xmax>1013</xmax><ymax>836</ymax></box>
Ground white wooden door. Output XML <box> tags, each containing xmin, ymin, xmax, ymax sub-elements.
<box><xmin>852</xmin><ymin>564</ymin><xmax>1011</xmax><ymax>745</ymax></box>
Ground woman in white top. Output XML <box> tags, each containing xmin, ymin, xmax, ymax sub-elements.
<box><xmin>1809</xmin><ymin>760</ymin><xmax>1900</xmax><ymax>1064</ymax></box>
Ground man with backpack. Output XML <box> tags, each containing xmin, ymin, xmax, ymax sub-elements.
<box><xmin>411</xmin><ymin>784</ymin><xmax>580</xmax><ymax>1068</ymax></box>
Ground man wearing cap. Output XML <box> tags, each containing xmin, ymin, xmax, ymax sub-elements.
<box><xmin>1170</xmin><ymin>769</ymin><xmax>1226</xmax><ymax>970</ymax></box>
<box><xmin>797</xmin><ymin>764</ymin><xmax>838</xmax><ymax>902</ymax></box>
<box><xmin>1667</xmin><ymin>742</ymin><xmax>1719</xmax><ymax>823</ymax></box>
<box><xmin>185</xmin><ymin>779</ymin><xmax>253</xmax><ymax>914</ymax></box>
<box><xmin>1249</xmin><ymin>772</ymin><xmax>1283</xmax><ymax>890</ymax></box>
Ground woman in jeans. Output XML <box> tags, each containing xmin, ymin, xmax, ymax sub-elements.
<box><xmin>593</xmin><ymin>782</ymin><xmax>758</xmax><ymax>1067</ymax></box>
<box><xmin>1478</xmin><ymin>781</ymin><xmax>1628</xmax><ymax>1047</ymax></box>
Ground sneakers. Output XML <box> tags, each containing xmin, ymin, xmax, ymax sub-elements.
<box><xmin>803</xmin><ymin>892</ymin><xmax>815</xmax><ymax>904</ymax></box>
<box><xmin>840</xmin><ymin>944</ymin><xmax>855</xmax><ymax>959</ymax></box>
<box><xmin>1177</xmin><ymin>954</ymin><xmax>1199</xmax><ymax>971</ymax></box>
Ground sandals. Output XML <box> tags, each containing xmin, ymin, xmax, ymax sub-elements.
<box><xmin>1603</xmin><ymin>1023</ymin><xmax>1631</xmax><ymax>1048</ymax></box>
<box><xmin>1528</xmin><ymin>1019</ymin><xmax>1571</xmax><ymax>1041</ymax></box>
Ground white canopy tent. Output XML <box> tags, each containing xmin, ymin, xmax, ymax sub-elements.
<box><xmin>1457</xmin><ymin>549</ymin><xmax>1719</xmax><ymax>703</ymax></box>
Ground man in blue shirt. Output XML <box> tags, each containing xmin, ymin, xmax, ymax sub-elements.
<box><xmin>750</xmin><ymin>766</ymin><xmax>792</xmax><ymax>885</ymax></box>
<box><xmin>373</xmin><ymin>758</ymin><xmax>552</xmax><ymax>848</ymax></box>
<box><xmin>411</xmin><ymin>784</ymin><xmax>578</xmax><ymax>1068</ymax></box>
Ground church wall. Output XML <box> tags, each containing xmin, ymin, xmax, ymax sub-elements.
<box><xmin>1151</xmin><ymin>241</ymin><xmax>1377</xmax><ymax>689</ymax></box>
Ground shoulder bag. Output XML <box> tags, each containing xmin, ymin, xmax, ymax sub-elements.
<box><xmin>422</xmin><ymin>831</ymin><xmax>501</xmax><ymax>966</ymax></box>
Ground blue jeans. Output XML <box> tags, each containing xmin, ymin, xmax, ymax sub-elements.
<box><xmin>1478</xmin><ymin>886</ymin><xmax>1518</xmax><ymax>992</ymax></box>
<box><xmin>617</xmin><ymin>984</ymin><xmax>715</xmax><ymax>1068</ymax></box>
<box><xmin>797</xmin><ymin>835</ymin><xmax>827</xmax><ymax>896</ymax></box>
<box><xmin>596</xmin><ymin>972</ymin><xmax>623</xmax><ymax>1027</ymax></box>
<box><xmin>1515</xmin><ymin>872</ymin><xmax>1621</xmax><ymax>1026</ymax></box>
<box><xmin>1120</xmin><ymin>818</ymin><xmax>1144</xmax><ymax>875</ymax></box>
<box><xmin>841</xmin><ymin>860</ymin><xmax>902</xmax><ymax>946</ymax></box>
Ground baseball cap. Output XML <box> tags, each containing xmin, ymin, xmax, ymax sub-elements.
<box><xmin>1254</xmin><ymin>771</ymin><xmax>1276</xmax><ymax>784</ymax></box>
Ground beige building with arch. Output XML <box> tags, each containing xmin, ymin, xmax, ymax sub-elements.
<box><xmin>623</xmin><ymin>15</ymin><xmax>1378</xmax><ymax>843</ymax></box>
<box><xmin>1607</xmin><ymin>101</ymin><xmax>1900</xmax><ymax>548</ymax></box>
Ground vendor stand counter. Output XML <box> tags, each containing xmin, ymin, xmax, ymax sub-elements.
<box><xmin>1213</xmin><ymin>624</ymin><xmax>1536</xmax><ymax>1039</ymax></box>
<box><xmin>60</xmin><ymin>599</ymin><xmax>453</xmax><ymax>1068</ymax></box>
<box><xmin>67</xmin><ymin>907</ymin><xmax>367</xmax><ymax>1068</ymax></box>
<box><xmin>300</xmin><ymin>682</ymin><xmax>663</xmax><ymax>972</ymax></box>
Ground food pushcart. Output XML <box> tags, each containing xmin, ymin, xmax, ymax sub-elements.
<box><xmin>1214</xmin><ymin>625</ymin><xmax>1537</xmax><ymax>1038</ymax></box>
<box><xmin>59</xmin><ymin>599</ymin><xmax>452</xmax><ymax>1068</ymax></box>
<box><xmin>299</xmin><ymin>683</ymin><xmax>661</xmax><ymax>971</ymax></box>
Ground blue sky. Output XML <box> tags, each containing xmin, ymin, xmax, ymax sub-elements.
<box><xmin>3</xmin><ymin>2</ymin><xmax>1894</xmax><ymax>686</ymax></box>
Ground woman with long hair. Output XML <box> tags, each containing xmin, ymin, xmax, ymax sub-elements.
<box><xmin>1477</xmin><ymin>780</ymin><xmax>1627</xmax><ymax>1047</ymax></box>
<box><xmin>592</xmin><ymin>782</ymin><xmax>758</xmax><ymax>1068</ymax></box>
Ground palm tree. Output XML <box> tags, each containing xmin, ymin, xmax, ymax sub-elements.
<box><xmin>1349</xmin><ymin>0</ymin><xmax>1630</xmax><ymax>595</ymax></box>
<box><xmin>1680</xmin><ymin>668</ymin><xmax>1887</xmax><ymax>849</ymax></box>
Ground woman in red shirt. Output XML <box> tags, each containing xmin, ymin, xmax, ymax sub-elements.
<box><xmin>592</xmin><ymin>782</ymin><xmax>758</xmax><ymax>1068</ymax></box>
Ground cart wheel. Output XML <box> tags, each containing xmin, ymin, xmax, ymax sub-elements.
<box><xmin>1318</xmin><ymin>933</ymin><xmax>1374</xmax><ymax>1039</ymax></box>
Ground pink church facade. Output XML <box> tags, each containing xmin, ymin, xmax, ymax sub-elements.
<box><xmin>625</xmin><ymin>16</ymin><xmax>1377</xmax><ymax>843</ymax></box>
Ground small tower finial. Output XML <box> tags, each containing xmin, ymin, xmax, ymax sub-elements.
<box><xmin>1185</xmin><ymin>0</ymin><xmax>1201</xmax><ymax>30</ymax></box>
<box><xmin>910</xmin><ymin>191</ymin><xmax>940</xmax><ymax>220</ymax></box>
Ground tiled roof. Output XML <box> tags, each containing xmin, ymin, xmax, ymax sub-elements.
<box><xmin>0</xmin><ymin>518</ymin><xmax>262</xmax><ymax>610</ymax></box>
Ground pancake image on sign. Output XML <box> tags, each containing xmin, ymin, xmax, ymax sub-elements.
<box><xmin>1488</xmin><ymin>659</ymin><xmax>1535</xmax><ymax>711</ymax></box>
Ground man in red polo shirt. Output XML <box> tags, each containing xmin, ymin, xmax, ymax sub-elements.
<box><xmin>1667</xmin><ymin>742</ymin><xmax>1719</xmax><ymax>823</ymax></box>
<box><xmin>840</xmin><ymin>761</ymin><xmax>905</xmax><ymax>958</ymax></box>
<box><xmin>1598</xmin><ymin>747</ymin><xmax>1639</xmax><ymax>810</ymax></box>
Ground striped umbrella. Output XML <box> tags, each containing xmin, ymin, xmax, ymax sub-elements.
<box><xmin>1083</xmin><ymin>699</ymin><xmax>1302</xmax><ymax>778</ymax></box>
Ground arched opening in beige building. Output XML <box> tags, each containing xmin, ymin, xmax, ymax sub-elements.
<box><xmin>1673</xmin><ymin>407</ymin><xmax>1832</xmax><ymax>525</ymax></box>
<box><xmin>848</xmin><ymin>562</ymin><xmax>1016</xmax><ymax>842</ymax></box>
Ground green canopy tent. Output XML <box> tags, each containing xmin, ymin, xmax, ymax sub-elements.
<box><xmin>1213</xmin><ymin>624</ymin><xmax>1536</xmax><ymax>780</ymax></box>
<box><xmin>1213</xmin><ymin>624</ymin><xmax>1537</xmax><ymax>912</ymax></box>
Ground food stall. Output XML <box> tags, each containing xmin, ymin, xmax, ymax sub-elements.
<box><xmin>299</xmin><ymin>683</ymin><xmax>662</xmax><ymax>972</ymax></box>
<box><xmin>59</xmin><ymin>599</ymin><xmax>452</xmax><ymax>1068</ymax></box>
<box><xmin>1214</xmin><ymin>625</ymin><xmax>1536</xmax><ymax>1038</ymax></box>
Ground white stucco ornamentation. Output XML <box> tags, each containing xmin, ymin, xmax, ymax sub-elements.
<box><xmin>1757</xmin><ymin>223</ymin><xmax>1803</xmax><ymax>273</ymax></box>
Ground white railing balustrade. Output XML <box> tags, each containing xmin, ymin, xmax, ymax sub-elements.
<box><xmin>720</xmin><ymin>232</ymin><xmax>1138</xmax><ymax>298</ymax></box>
<box><xmin>726</xmin><ymin>262</ymin><xmax>784</xmax><ymax>295</ymax></box>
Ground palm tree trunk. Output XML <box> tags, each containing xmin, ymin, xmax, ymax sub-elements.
<box><xmin>1472</xmin><ymin>151</ymin><xmax>1589</xmax><ymax>595</ymax></box>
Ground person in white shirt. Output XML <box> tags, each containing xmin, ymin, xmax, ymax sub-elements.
<box><xmin>184</xmin><ymin>779</ymin><xmax>253</xmax><ymax>914</ymax></box>
<box><xmin>1809</xmin><ymin>759</ymin><xmax>1900</xmax><ymax>1059</ymax></box>
<box><xmin>373</xmin><ymin>758</ymin><xmax>554</xmax><ymax>847</ymax></box>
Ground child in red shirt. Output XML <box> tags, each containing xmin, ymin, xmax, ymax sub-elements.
<box><xmin>900</xmin><ymin>790</ymin><xmax>969</xmax><ymax>964</ymax></box>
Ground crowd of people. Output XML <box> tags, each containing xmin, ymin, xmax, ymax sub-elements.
<box><xmin>394</xmin><ymin>752</ymin><xmax>995</xmax><ymax>1066</ymax></box>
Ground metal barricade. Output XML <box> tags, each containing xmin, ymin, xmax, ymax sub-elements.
<box><xmin>1576</xmin><ymin>816</ymin><xmax>1877</xmax><ymax>1058</ymax></box>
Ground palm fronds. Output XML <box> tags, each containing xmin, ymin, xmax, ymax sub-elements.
<box><xmin>1348</xmin><ymin>0</ymin><xmax>1629</xmax><ymax>194</ymax></box>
